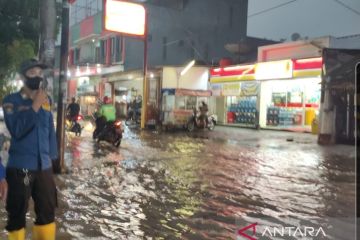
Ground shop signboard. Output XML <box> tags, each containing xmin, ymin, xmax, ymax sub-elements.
<box><xmin>175</xmin><ymin>89</ymin><xmax>212</xmax><ymax>97</ymax></box>
<box><xmin>255</xmin><ymin>60</ymin><xmax>293</xmax><ymax>80</ymax></box>
<box><xmin>173</xmin><ymin>109</ymin><xmax>193</xmax><ymax>124</ymax></box>
<box><xmin>240</xmin><ymin>82</ymin><xmax>260</xmax><ymax>96</ymax></box>
<box><xmin>210</xmin><ymin>84</ymin><xmax>222</xmax><ymax>96</ymax></box>
<box><xmin>104</xmin><ymin>0</ymin><xmax>146</xmax><ymax>37</ymax></box>
<box><xmin>222</xmin><ymin>83</ymin><xmax>241</xmax><ymax>96</ymax></box>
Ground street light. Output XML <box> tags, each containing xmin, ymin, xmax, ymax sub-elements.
<box><xmin>180</xmin><ymin>60</ymin><xmax>195</xmax><ymax>76</ymax></box>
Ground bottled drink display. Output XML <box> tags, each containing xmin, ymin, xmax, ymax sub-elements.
<box><xmin>266</xmin><ymin>107</ymin><xmax>302</xmax><ymax>126</ymax></box>
<box><xmin>227</xmin><ymin>97</ymin><xmax>257</xmax><ymax>125</ymax></box>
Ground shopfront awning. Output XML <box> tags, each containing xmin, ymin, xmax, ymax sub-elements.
<box><xmin>175</xmin><ymin>88</ymin><xmax>212</xmax><ymax>97</ymax></box>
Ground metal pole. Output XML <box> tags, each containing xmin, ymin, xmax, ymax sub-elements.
<box><xmin>53</xmin><ymin>0</ymin><xmax>69</xmax><ymax>174</ymax></box>
<box><xmin>39</xmin><ymin>0</ymin><xmax>56</xmax><ymax>101</ymax></box>
<box><xmin>141</xmin><ymin>10</ymin><xmax>148</xmax><ymax>129</ymax></box>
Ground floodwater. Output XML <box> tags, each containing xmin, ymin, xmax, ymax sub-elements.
<box><xmin>0</xmin><ymin>123</ymin><xmax>356</xmax><ymax>239</ymax></box>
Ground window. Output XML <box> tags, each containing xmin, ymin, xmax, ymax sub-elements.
<box><xmin>115</xmin><ymin>36</ymin><xmax>123</xmax><ymax>62</ymax></box>
<box><xmin>74</xmin><ymin>48</ymin><xmax>80</xmax><ymax>64</ymax></box>
<box><xmin>110</xmin><ymin>37</ymin><xmax>116</xmax><ymax>62</ymax></box>
<box><xmin>100</xmin><ymin>39</ymin><xmax>107</xmax><ymax>64</ymax></box>
<box><xmin>110</xmin><ymin>36</ymin><xmax>123</xmax><ymax>63</ymax></box>
<box><xmin>95</xmin><ymin>46</ymin><xmax>100</xmax><ymax>63</ymax></box>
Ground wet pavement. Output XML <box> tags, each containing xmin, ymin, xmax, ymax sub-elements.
<box><xmin>0</xmin><ymin>121</ymin><xmax>356</xmax><ymax>239</ymax></box>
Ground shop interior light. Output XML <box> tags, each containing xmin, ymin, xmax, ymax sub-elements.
<box><xmin>67</xmin><ymin>70</ymin><xmax>71</xmax><ymax>78</ymax></box>
<box><xmin>150</xmin><ymin>73</ymin><xmax>154</xmax><ymax>78</ymax></box>
<box><xmin>180</xmin><ymin>60</ymin><xmax>195</xmax><ymax>76</ymax></box>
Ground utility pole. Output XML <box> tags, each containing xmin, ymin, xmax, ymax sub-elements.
<box><xmin>39</xmin><ymin>0</ymin><xmax>56</xmax><ymax>100</ymax></box>
<box><xmin>53</xmin><ymin>0</ymin><xmax>69</xmax><ymax>173</ymax></box>
<box><xmin>141</xmin><ymin>11</ymin><xmax>149</xmax><ymax>129</ymax></box>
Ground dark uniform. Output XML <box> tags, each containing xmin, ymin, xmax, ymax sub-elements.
<box><xmin>67</xmin><ymin>101</ymin><xmax>80</xmax><ymax>119</ymax></box>
<box><xmin>2</xmin><ymin>90</ymin><xmax>58</xmax><ymax>232</ymax></box>
<box><xmin>0</xmin><ymin>158</ymin><xmax>4</xmax><ymax>180</ymax></box>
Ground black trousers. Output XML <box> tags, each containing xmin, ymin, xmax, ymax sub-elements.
<box><xmin>5</xmin><ymin>168</ymin><xmax>57</xmax><ymax>231</ymax></box>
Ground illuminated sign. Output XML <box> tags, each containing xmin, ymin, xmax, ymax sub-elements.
<box><xmin>104</xmin><ymin>0</ymin><xmax>146</xmax><ymax>37</ymax></box>
<box><xmin>255</xmin><ymin>60</ymin><xmax>293</xmax><ymax>80</ymax></box>
<box><xmin>210</xmin><ymin>64</ymin><xmax>255</xmax><ymax>77</ymax></box>
<box><xmin>209</xmin><ymin>64</ymin><xmax>255</xmax><ymax>83</ymax></box>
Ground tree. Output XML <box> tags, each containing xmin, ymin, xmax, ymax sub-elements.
<box><xmin>0</xmin><ymin>0</ymin><xmax>40</xmax><ymax>101</ymax></box>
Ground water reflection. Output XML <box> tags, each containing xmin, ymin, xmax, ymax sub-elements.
<box><xmin>1</xmin><ymin>126</ymin><xmax>354</xmax><ymax>239</ymax></box>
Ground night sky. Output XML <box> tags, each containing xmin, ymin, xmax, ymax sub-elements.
<box><xmin>247</xmin><ymin>0</ymin><xmax>360</xmax><ymax>41</ymax></box>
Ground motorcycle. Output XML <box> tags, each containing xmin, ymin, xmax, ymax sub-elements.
<box><xmin>65</xmin><ymin>114</ymin><xmax>83</xmax><ymax>136</ymax></box>
<box><xmin>186</xmin><ymin>109</ymin><xmax>216</xmax><ymax>132</ymax></box>
<box><xmin>93</xmin><ymin>116</ymin><xmax>123</xmax><ymax>147</ymax></box>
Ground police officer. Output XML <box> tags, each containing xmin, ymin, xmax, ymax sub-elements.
<box><xmin>1</xmin><ymin>59</ymin><xmax>58</xmax><ymax>240</ymax></box>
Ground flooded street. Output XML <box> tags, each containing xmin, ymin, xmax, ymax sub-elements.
<box><xmin>0</xmin><ymin>124</ymin><xmax>356</xmax><ymax>239</ymax></box>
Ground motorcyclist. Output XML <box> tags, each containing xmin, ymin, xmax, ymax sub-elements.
<box><xmin>66</xmin><ymin>97</ymin><xmax>80</xmax><ymax>122</ymax></box>
<box><xmin>199</xmin><ymin>101</ymin><xmax>209</xmax><ymax>128</ymax></box>
<box><xmin>95</xmin><ymin>96</ymin><xmax>116</xmax><ymax>135</ymax></box>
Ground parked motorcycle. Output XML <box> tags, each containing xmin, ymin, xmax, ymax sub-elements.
<box><xmin>65</xmin><ymin>114</ymin><xmax>83</xmax><ymax>136</ymax></box>
<box><xmin>186</xmin><ymin>109</ymin><xmax>216</xmax><ymax>132</ymax></box>
<box><xmin>93</xmin><ymin>116</ymin><xmax>123</xmax><ymax>147</ymax></box>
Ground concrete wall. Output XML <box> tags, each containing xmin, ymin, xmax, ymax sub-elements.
<box><xmin>329</xmin><ymin>34</ymin><xmax>360</xmax><ymax>49</ymax></box>
<box><xmin>124</xmin><ymin>0</ymin><xmax>248</xmax><ymax>70</ymax></box>
<box><xmin>162</xmin><ymin>66</ymin><xmax>209</xmax><ymax>90</ymax></box>
<box><xmin>257</xmin><ymin>35</ymin><xmax>360</xmax><ymax>63</ymax></box>
<box><xmin>258</xmin><ymin>37</ymin><xmax>331</xmax><ymax>62</ymax></box>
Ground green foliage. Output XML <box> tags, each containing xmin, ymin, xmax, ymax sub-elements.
<box><xmin>0</xmin><ymin>0</ymin><xmax>40</xmax><ymax>101</ymax></box>
<box><xmin>0</xmin><ymin>40</ymin><xmax>36</xmax><ymax>101</ymax></box>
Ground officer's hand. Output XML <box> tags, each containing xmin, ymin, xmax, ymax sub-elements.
<box><xmin>0</xmin><ymin>179</ymin><xmax>8</xmax><ymax>202</ymax></box>
<box><xmin>32</xmin><ymin>89</ymin><xmax>48</xmax><ymax>112</ymax></box>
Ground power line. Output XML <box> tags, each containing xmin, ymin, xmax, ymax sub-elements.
<box><xmin>332</xmin><ymin>0</ymin><xmax>360</xmax><ymax>16</ymax></box>
<box><xmin>248</xmin><ymin>0</ymin><xmax>298</xmax><ymax>18</ymax></box>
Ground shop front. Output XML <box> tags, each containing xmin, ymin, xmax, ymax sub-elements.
<box><xmin>107</xmin><ymin>69</ymin><xmax>161</xmax><ymax>122</ymax></box>
<box><xmin>257</xmin><ymin>57</ymin><xmax>323</xmax><ymax>132</ymax></box>
<box><xmin>66</xmin><ymin>65</ymin><xmax>105</xmax><ymax>116</ymax></box>
<box><xmin>209</xmin><ymin>64</ymin><xmax>260</xmax><ymax>128</ymax></box>
<box><xmin>161</xmin><ymin>66</ymin><xmax>210</xmax><ymax>129</ymax></box>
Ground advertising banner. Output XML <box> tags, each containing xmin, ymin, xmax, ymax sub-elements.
<box><xmin>210</xmin><ymin>84</ymin><xmax>222</xmax><ymax>96</ymax></box>
<box><xmin>222</xmin><ymin>83</ymin><xmax>241</xmax><ymax>96</ymax></box>
<box><xmin>240</xmin><ymin>82</ymin><xmax>260</xmax><ymax>96</ymax></box>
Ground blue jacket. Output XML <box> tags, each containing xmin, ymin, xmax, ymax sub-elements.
<box><xmin>0</xmin><ymin>160</ymin><xmax>4</xmax><ymax>180</ymax></box>
<box><xmin>2</xmin><ymin>91</ymin><xmax>58</xmax><ymax>174</ymax></box>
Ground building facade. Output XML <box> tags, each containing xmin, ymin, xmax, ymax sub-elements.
<box><xmin>208</xmin><ymin>35</ymin><xmax>360</xmax><ymax>140</ymax></box>
<box><xmin>67</xmin><ymin>0</ymin><xmax>248</xmax><ymax>102</ymax></box>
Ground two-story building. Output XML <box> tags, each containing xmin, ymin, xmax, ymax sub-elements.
<box><xmin>67</xmin><ymin>0</ymin><xmax>249</xmax><ymax>116</ymax></box>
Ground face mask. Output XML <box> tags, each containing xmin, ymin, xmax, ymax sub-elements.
<box><xmin>25</xmin><ymin>76</ymin><xmax>43</xmax><ymax>90</ymax></box>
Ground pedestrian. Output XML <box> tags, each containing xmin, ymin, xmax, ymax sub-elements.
<box><xmin>1</xmin><ymin>58</ymin><xmax>58</xmax><ymax>240</ymax></box>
